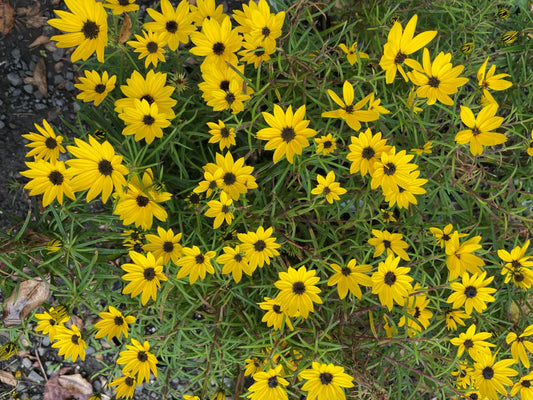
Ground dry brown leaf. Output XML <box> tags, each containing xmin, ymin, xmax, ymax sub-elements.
<box><xmin>2</xmin><ymin>277</ymin><xmax>50</xmax><ymax>327</ymax></box>
<box><xmin>0</xmin><ymin>0</ymin><xmax>15</xmax><ymax>35</ymax></box>
<box><xmin>23</xmin><ymin>57</ymin><xmax>47</xmax><ymax>97</ymax></box>
<box><xmin>16</xmin><ymin>2</ymin><xmax>46</xmax><ymax>28</ymax></box>
<box><xmin>44</xmin><ymin>370</ymin><xmax>93</xmax><ymax>400</ymax></box>
<box><xmin>29</xmin><ymin>35</ymin><xmax>51</xmax><ymax>48</ymax></box>
<box><xmin>118</xmin><ymin>13</ymin><xmax>131</xmax><ymax>43</ymax></box>
<box><xmin>0</xmin><ymin>370</ymin><xmax>17</xmax><ymax>387</ymax></box>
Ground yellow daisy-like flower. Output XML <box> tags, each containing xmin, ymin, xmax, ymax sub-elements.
<box><xmin>379</xmin><ymin>14</ymin><xmax>437</xmax><ymax>83</ymax></box>
<box><xmin>117</xmin><ymin>339</ymin><xmax>158</xmax><ymax>385</ymax></box>
<box><xmin>410</xmin><ymin>141</ymin><xmax>433</xmax><ymax>155</ymax></box>
<box><xmin>299</xmin><ymin>362</ymin><xmax>354</xmax><ymax>400</ymax></box>
<box><xmin>143</xmin><ymin>227</ymin><xmax>183</xmax><ymax>265</ymax></box>
<box><xmin>477</xmin><ymin>57</ymin><xmax>512</xmax><ymax>102</ymax></box>
<box><xmin>398</xmin><ymin>288</ymin><xmax>433</xmax><ymax>337</ymax></box>
<box><xmin>144</xmin><ymin>0</ymin><xmax>195</xmax><ymax>51</ymax></box>
<box><xmin>74</xmin><ymin>70</ymin><xmax>116</xmax><ymax>106</ymax></box>
<box><xmin>205</xmin><ymin>191</ymin><xmax>234</xmax><ymax>229</ymax></box>
<box><xmin>244</xmin><ymin>3</ymin><xmax>285</xmax><ymax>50</ymax></box>
<box><xmin>113</xmin><ymin>169</ymin><xmax>172</xmax><ymax>230</ymax></box>
<box><xmin>119</xmin><ymin>99</ymin><xmax>171</xmax><ymax>144</ymax></box>
<box><xmin>195</xmin><ymin>163</ymin><xmax>220</xmax><ymax>198</ymax></box>
<box><xmin>244</xmin><ymin>357</ymin><xmax>262</xmax><ymax>377</ymax></box>
<box><xmin>213</xmin><ymin>152</ymin><xmax>257</xmax><ymax>200</ymax></box>
<box><xmin>176</xmin><ymin>246</ymin><xmax>216</xmax><ymax>284</ymax></box>
<box><xmin>380</xmin><ymin>208</ymin><xmax>396</xmax><ymax>223</ymax></box>
<box><xmin>321</xmin><ymin>81</ymin><xmax>379</xmax><ymax>131</ymax></box>
<box><xmin>450</xmin><ymin>324</ymin><xmax>495</xmax><ymax>359</ymax></box>
<box><xmin>34</xmin><ymin>307</ymin><xmax>70</xmax><ymax>341</ymax></box>
<box><xmin>274</xmin><ymin>265</ymin><xmax>322</xmax><ymax>318</ymax></box>
<box><xmin>51</xmin><ymin>324</ymin><xmax>87</xmax><ymax>362</ymax></box>
<box><xmin>407</xmin><ymin>48</ymin><xmax>469</xmax><ymax>106</ymax></box>
<box><xmin>371</xmin><ymin>255</ymin><xmax>413</xmax><ymax>311</ymax></box>
<box><xmin>257</xmin><ymin>104</ymin><xmax>317</xmax><ymax>164</ymax></box>
<box><xmin>310</xmin><ymin>171</ymin><xmax>347</xmax><ymax>204</ymax></box>
<box><xmin>471</xmin><ymin>351</ymin><xmax>517</xmax><ymax>400</ymax></box>
<box><xmin>368</xmin><ymin>229</ymin><xmax>410</xmax><ymax>261</ymax></box>
<box><xmin>66</xmin><ymin>135</ymin><xmax>129</xmax><ymax>203</ymax></box>
<box><xmin>527</xmin><ymin>130</ymin><xmax>533</xmax><ymax>157</ymax></box>
<box><xmin>347</xmin><ymin>128</ymin><xmax>392</xmax><ymax>177</ymax></box>
<box><xmin>121</xmin><ymin>251</ymin><xmax>168</xmax><ymax>305</ymax></box>
<box><xmin>22</xmin><ymin>119</ymin><xmax>65</xmax><ymax>162</ymax></box>
<box><xmin>339</xmin><ymin>42</ymin><xmax>369</xmax><ymax>65</ymax></box>
<box><xmin>429</xmin><ymin>223</ymin><xmax>466</xmax><ymax>249</ymax></box>
<box><xmin>447</xmin><ymin>271</ymin><xmax>497</xmax><ymax>315</ymax></box>
<box><xmin>94</xmin><ymin>306</ymin><xmax>136</xmax><ymax>341</ymax></box>
<box><xmin>207</xmin><ymin>120</ymin><xmax>236</xmax><ymax>151</ymax></box>
<box><xmin>406</xmin><ymin>87</ymin><xmax>423</xmax><ymax>113</ymax></box>
<box><xmin>445</xmin><ymin>309</ymin><xmax>471</xmax><ymax>331</ymax></box>
<box><xmin>238</xmin><ymin>36</ymin><xmax>276</xmax><ymax>68</ymax></box>
<box><xmin>506</xmin><ymin>325</ymin><xmax>533</xmax><ymax>368</ymax></box>
<box><xmin>48</xmin><ymin>0</ymin><xmax>108</xmax><ymax>63</ymax></box>
<box><xmin>46</xmin><ymin>238</ymin><xmax>63</xmax><ymax>254</ymax></box>
<box><xmin>127</xmin><ymin>30</ymin><xmax>167</xmax><ymax>68</ymax></box>
<box><xmin>370</xmin><ymin>148</ymin><xmax>418</xmax><ymax>193</ymax></box>
<box><xmin>497</xmin><ymin>240</ymin><xmax>533</xmax><ymax>290</ymax></box>
<box><xmin>327</xmin><ymin>259</ymin><xmax>372</xmax><ymax>300</ymax></box>
<box><xmin>104</xmin><ymin>0</ymin><xmax>138</xmax><ymax>15</ymax></box>
<box><xmin>237</xmin><ymin>226</ymin><xmax>281</xmax><ymax>270</ymax></box>
<box><xmin>109</xmin><ymin>373</ymin><xmax>136</xmax><ymax>399</ymax></box>
<box><xmin>216</xmin><ymin>245</ymin><xmax>252</xmax><ymax>283</ymax></box>
<box><xmin>445</xmin><ymin>232</ymin><xmax>485</xmax><ymax>281</ymax></box>
<box><xmin>247</xmin><ymin>365</ymin><xmax>288</xmax><ymax>400</ymax></box>
<box><xmin>258</xmin><ymin>297</ymin><xmax>294</xmax><ymax>331</ymax></box>
<box><xmin>451</xmin><ymin>361</ymin><xmax>474</xmax><ymax>389</ymax></box>
<box><xmin>20</xmin><ymin>160</ymin><xmax>76</xmax><ymax>207</ymax></box>
<box><xmin>204</xmin><ymin>76</ymin><xmax>251</xmax><ymax>114</ymax></box>
<box><xmin>190</xmin><ymin>0</ymin><xmax>225</xmax><ymax>27</ymax></box>
<box><xmin>314</xmin><ymin>134</ymin><xmax>337</xmax><ymax>155</ymax></box>
<box><xmin>455</xmin><ymin>104</ymin><xmax>506</xmax><ymax>156</ymax></box>
<box><xmin>510</xmin><ymin>372</ymin><xmax>533</xmax><ymax>399</ymax></box>
<box><xmin>383</xmin><ymin>169</ymin><xmax>427</xmax><ymax>209</ymax></box>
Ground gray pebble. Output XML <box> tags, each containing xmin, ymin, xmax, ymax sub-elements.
<box><xmin>21</xmin><ymin>358</ymin><xmax>32</xmax><ymax>369</ymax></box>
<box><xmin>34</xmin><ymin>92</ymin><xmax>44</xmax><ymax>100</ymax></box>
<box><xmin>52</xmin><ymin>48</ymin><xmax>65</xmax><ymax>62</ymax></box>
<box><xmin>54</xmin><ymin>75</ymin><xmax>64</xmax><ymax>85</ymax></box>
<box><xmin>54</xmin><ymin>99</ymin><xmax>63</xmax><ymax>106</ymax></box>
<box><xmin>23</xmin><ymin>84</ymin><xmax>34</xmax><ymax>94</ymax></box>
<box><xmin>11</xmin><ymin>48</ymin><xmax>21</xmax><ymax>61</ymax></box>
<box><xmin>66</xmin><ymin>72</ymin><xmax>74</xmax><ymax>80</ymax></box>
<box><xmin>93</xmin><ymin>380</ymin><xmax>101</xmax><ymax>391</ymax></box>
<box><xmin>42</xmin><ymin>335</ymin><xmax>50</xmax><ymax>346</ymax></box>
<box><xmin>7</xmin><ymin>72</ymin><xmax>22</xmax><ymax>86</ymax></box>
<box><xmin>65</xmin><ymin>81</ymin><xmax>75</xmax><ymax>91</ymax></box>
<box><xmin>35</xmin><ymin>103</ymin><xmax>47</xmax><ymax>110</ymax></box>
<box><xmin>31</xmin><ymin>395</ymin><xmax>41</xmax><ymax>400</ymax></box>
<box><xmin>38</xmin><ymin>346</ymin><xmax>47</xmax><ymax>357</ymax></box>
<box><xmin>85</xmin><ymin>345</ymin><xmax>95</xmax><ymax>356</ymax></box>
<box><xmin>12</xmin><ymin>88</ymin><xmax>21</xmax><ymax>97</ymax></box>
<box><xmin>73</xmin><ymin>103</ymin><xmax>81</xmax><ymax>112</ymax></box>
<box><xmin>27</xmin><ymin>370</ymin><xmax>44</xmax><ymax>383</ymax></box>
<box><xmin>0</xmin><ymin>121</ymin><xmax>4</xmax><ymax>130</ymax></box>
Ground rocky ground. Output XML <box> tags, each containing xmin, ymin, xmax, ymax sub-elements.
<box><xmin>0</xmin><ymin>0</ymin><xmax>247</xmax><ymax>398</ymax></box>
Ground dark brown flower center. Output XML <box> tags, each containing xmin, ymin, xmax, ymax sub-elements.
<box><xmin>522</xmin><ymin>379</ymin><xmax>531</xmax><ymax>388</ymax></box>
<box><xmin>166</xmin><ymin>21</ymin><xmax>178</xmax><ymax>33</ymax></box>
<box><xmin>383</xmin><ymin>239</ymin><xmax>391</xmax><ymax>249</ymax></box>
<box><xmin>464</xmin><ymin>286</ymin><xmax>477</xmax><ymax>298</ymax></box>
<box><xmin>341</xmin><ymin>267</ymin><xmax>351</xmax><ymax>276</ymax></box>
<box><xmin>48</xmin><ymin>171</ymin><xmax>64</xmax><ymax>185</ymax></box>
<box><xmin>292</xmin><ymin>281</ymin><xmax>305</xmax><ymax>294</ymax></box>
<box><xmin>428</xmin><ymin>77</ymin><xmax>440</xmax><ymax>88</ymax></box>
<box><xmin>125</xmin><ymin>377</ymin><xmax>135</xmax><ymax>386</ymax></box>
<box><xmin>394</xmin><ymin>52</ymin><xmax>407</xmax><ymax>64</ymax></box>
<box><xmin>254</xmin><ymin>240</ymin><xmax>266</xmax><ymax>252</ymax></box>
<box><xmin>163</xmin><ymin>241</ymin><xmax>174</xmax><ymax>253</ymax></box>
<box><xmin>45</xmin><ymin>137</ymin><xmax>58</xmax><ymax>149</ymax></box>
<box><xmin>383</xmin><ymin>162</ymin><xmax>396</xmax><ymax>176</ymax></box>
<box><xmin>137</xmin><ymin>351</ymin><xmax>148</xmax><ymax>362</ymax></box>
<box><xmin>442</xmin><ymin>234</ymin><xmax>450</xmax><ymax>241</ymax></box>
<box><xmin>413</xmin><ymin>306</ymin><xmax>421</xmax><ymax>318</ymax></box>
<box><xmin>221</xmin><ymin>205</ymin><xmax>230</xmax><ymax>213</ymax></box>
<box><xmin>323</xmin><ymin>187</ymin><xmax>331</xmax><ymax>195</ymax></box>
<box><xmin>94</xmin><ymin>84</ymin><xmax>106</xmax><ymax>94</ymax></box>
<box><xmin>147</xmin><ymin>41</ymin><xmax>158</xmax><ymax>53</ymax></box>
<box><xmin>119</xmin><ymin>0</ymin><xmax>130</xmax><ymax>5</ymax></box>
<box><xmin>225</xmin><ymin>92</ymin><xmax>236</xmax><ymax>105</ymax></box>
<box><xmin>114</xmin><ymin>316</ymin><xmax>124</xmax><ymax>326</ymax></box>
<box><xmin>140</xmin><ymin>94</ymin><xmax>155</xmax><ymax>104</ymax></box>
<box><xmin>471</xmin><ymin>127</ymin><xmax>481</xmax><ymax>136</ymax></box>
<box><xmin>319</xmin><ymin>372</ymin><xmax>333</xmax><ymax>384</ymax></box>
<box><xmin>514</xmin><ymin>272</ymin><xmax>524</xmax><ymax>282</ymax></box>
<box><xmin>223</xmin><ymin>172</ymin><xmax>236</xmax><ymax>185</ymax></box>
<box><xmin>262</xmin><ymin>26</ymin><xmax>271</xmax><ymax>38</ymax></box>
<box><xmin>136</xmin><ymin>195</ymin><xmax>149</xmax><ymax>207</ymax></box>
<box><xmin>344</xmin><ymin>105</ymin><xmax>354</xmax><ymax>114</ymax></box>
<box><xmin>281</xmin><ymin>127</ymin><xmax>295</xmax><ymax>142</ymax></box>
<box><xmin>82</xmin><ymin>20</ymin><xmax>100</xmax><ymax>40</ymax></box>
<box><xmin>71</xmin><ymin>334</ymin><xmax>79</xmax><ymax>344</ymax></box>
<box><xmin>143</xmin><ymin>115</ymin><xmax>155</xmax><ymax>126</ymax></box>
<box><xmin>233</xmin><ymin>253</ymin><xmax>242</xmax><ymax>262</ymax></box>
<box><xmin>384</xmin><ymin>271</ymin><xmax>396</xmax><ymax>285</ymax></box>
<box><xmin>195</xmin><ymin>254</ymin><xmax>205</xmax><ymax>264</ymax></box>
<box><xmin>213</xmin><ymin>42</ymin><xmax>225</xmax><ymax>55</ymax></box>
<box><xmin>482</xmin><ymin>366</ymin><xmax>494</xmax><ymax>380</ymax></box>
<box><xmin>268</xmin><ymin>376</ymin><xmax>278</xmax><ymax>388</ymax></box>
<box><xmin>272</xmin><ymin>304</ymin><xmax>281</xmax><ymax>313</ymax></box>
<box><xmin>362</xmin><ymin>146</ymin><xmax>375</xmax><ymax>160</ymax></box>
<box><xmin>144</xmin><ymin>267</ymin><xmax>155</xmax><ymax>281</ymax></box>
<box><xmin>98</xmin><ymin>159</ymin><xmax>113</xmax><ymax>176</ymax></box>
<box><xmin>463</xmin><ymin>339</ymin><xmax>473</xmax><ymax>348</ymax></box>
<box><xmin>323</xmin><ymin>140</ymin><xmax>332</xmax><ymax>149</ymax></box>
<box><xmin>219</xmin><ymin>80</ymin><xmax>230</xmax><ymax>91</ymax></box>
<box><xmin>220</xmin><ymin>127</ymin><xmax>230</xmax><ymax>138</ymax></box>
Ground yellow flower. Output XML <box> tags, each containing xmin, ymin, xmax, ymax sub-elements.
<box><xmin>339</xmin><ymin>42</ymin><xmax>368</xmax><ymax>65</ymax></box>
<box><xmin>246</xmin><ymin>365</ymin><xmax>288</xmax><ymax>400</ymax></box>
<box><xmin>205</xmin><ymin>191</ymin><xmax>234</xmax><ymax>229</ymax></box>
<box><xmin>445</xmin><ymin>232</ymin><xmax>485</xmax><ymax>281</ymax></box>
<box><xmin>190</xmin><ymin>0</ymin><xmax>225</xmax><ymax>27</ymax></box>
<box><xmin>176</xmin><ymin>246</ymin><xmax>216</xmax><ymax>284</ymax></box>
<box><xmin>119</xmin><ymin>99</ymin><xmax>171</xmax><ymax>144</ymax></box>
<box><xmin>144</xmin><ymin>0</ymin><xmax>195</xmax><ymax>51</ymax></box>
<box><xmin>258</xmin><ymin>297</ymin><xmax>294</xmax><ymax>331</ymax></box>
<box><xmin>450</xmin><ymin>324</ymin><xmax>495</xmax><ymax>359</ymax></box>
<box><xmin>299</xmin><ymin>362</ymin><xmax>354</xmax><ymax>400</ymax></box>
<box><xmin>22</xmin><ymin>119</ymin><xmax>65</xmax><ymax>162</ymax></box>
<box><xmin>217</xmin><ymin>245</ymin><xmax>252</xmax><ymax>283</ymax></box>
<box><xmin>117</xmin><ymin>339</ymin><xmax>158</xmax><ymax>385</ymax></box>
<box><xmin>213</xmin><ymin>152</ymin><xmax>257</xmax><ymax>200</ymax></box>
<box><xmin>94</xmin><ymin>306</ymin><xmax>136</xmax><ymax>341</ymax></box>
<box><xmin>347</xmin><ymin>128</ymin><xmax>392</xmax><ymax>177</ymax></box>
<box><xmin>477</xmin><ymin>57</ymin><xmax>512</xmax><ymax>102</ymax></box>
<box><xmin>429</xmin><ymin>223</ymin><xmax>466</xmax><ymax>249</ymax></box>
<box><xmin>451</xmin><ymin>361</ymin><xmax>474</xmax><ymax>389</ymax></box>
<box><xmin>368</xmin><ymin>229</ymin><xmax>410</xmax><ymax>261</ymax></box>
<box><xmin>127</xmin><ymin>30</ymin><xmax>167</xmax><ymax>68</ymax></box>
<box><xmin>398</xmin><ymin>289</ymin><xmax>433</xmax><ymax>336</ymax></box>
<box><xmin>510</xmin><ymin>372</ymin><xmax>533</xmax><ymax>399</ymax></box>
<box><xmin>410</xmin><ymin>141</ymin><xmax>433</xmax><ymax>155</ymax></box>
<box><xmin>207</xmin><ymin>120</ymin><xmax>236</xmax><ymax>151</ymax></box>
<box><xmin>121</xmin><ymin>251</ymin><xmax>168</xmax><ymax>305</ymax></box>
<box><xmin>447</xmin><ymin>272</ymin><xmax>497</xmax><ymax>315</ymax></box>
<box><xmin>244</xmin><ymin>357</ymin><xmax>262</xmax><ymax>377</ymax></box>
<box><xmin>371</xmin><ymin>255</ymin><xmax>413</xmax><ymax>311</ymax></box>
<box><xmin>104</xmin><ymin>0</ymin><xmax>138</xmax><ymax>15</ymax></box>
<box><xmin>310</xmin><ymin>171</ymin><xmax>347</xmax><ymax>204</ymax></box>
<box><xmin>143</xmin><ymin>227</ymin><xmax>183</xmax><ymax>265</ymax></box>
<box><xmin>314</xmin><ymin>134</ymin><xmax>337</xmax><ymax>155</ymax></box>
<box><xmin>471</xmin><ymin>351</ymin><xmax>517</xmax><ymax>400</ymax></box>
<box><xmin>445</xmin><ymin>309</ymin><xmax>471</xmax><ymax>331</ymax></box>
<box><xmin>74</xmin><ymin>70</ymin><xmax>116</xmax><ymax>106</ymax></box>
<box><xmin>327</xmin><ymin>259</ymin><xmax>372</xmax><ymax>299</ymax></box>
<box><xmin>238</xmin><ymin>226</ymin><xmax>280</xmax><ymax>270</ymax></box>
<box><xmin>382</xmin><ymin>169</ymin><xmax>427</xmax><ymax>209</ymax></box>
<box><xmin>370</xmin><ymin>148</ymin><xmax>418</xmax><ymax>193</ymax></box>
<box><xmin>497</xmin><ymin>240</ymin><xmax>533</xmax><ymax>290</ymax></box>
<box><xmin>274</xmin><ymin>266</ymin><xmax>322</xmax><ymax>318</ymax></box>
<box><xmin>109</xmin><ymin>374</ymin><xmax>136</xmax><ymax>399</ymax></box>
<box><xmin>51</xmin><ymin>324</ymin><xmax>87</xmax><ymax>362</ymax></box>
<box><xmin>506</xmin><ymin>325</ymin><xmax>533</xmax><ymax>368</ymax></box>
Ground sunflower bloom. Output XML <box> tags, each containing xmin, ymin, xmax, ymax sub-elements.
<box><xmin>370</xmin><ymin>148</ymin><xmax>418</xmax><ymax>193</ymax></box>
<box><xmin>143</xmin><ymin>227</ymin><xmax>183</xmax><ymax>265</ymax></box>
<box><xmin>190</xmin><ymin>0</ymin><xmax>225</xmax><ymax>27</ymax></box>
<box><xmin>311</xmin><ymin>171</ymin><xmax>347</xmax><ymax>204</ymax></box>
<box><xmin>257</xmin><ymin>104</ymin><xmax>317</xmax><ymax>164</ymax></box>
<box><xmin>48</xmin><ymin>0</ymin><xmax>108</xmax><ymax>63</ymax></box>
<box><xmin>327</xmin><ymin>259</ymin><xmax>372</xmax><ymax>300</ymax></box>
<box><xmin>121</xmin><ymin>251</ymin><xmax>168</xmax><ymax>305</ymax></box>
<box><xmin>383</xmin><ymin>169</ymin><xmax>427</xmax><ymax>209</ymax></box>
<box><xmin>477</xmin><ymin>57</ymin><xmax>512</xmax><ymax>103</ymax></box>
<box><xmin>450</xmin><ymin>324</ymin><xmax>495</xmax><ymax>359</ymax></box>
<box><xmin>497</xmin><ymin>240</ymin><xmax>533</xmax><ymax>290</ymax></box>
<box><xmin>117</xmin><ymin>339</ymin><xmax>158</xmax><ymax>385</ymax></box>
<box><xmin>339</xmin><ymin>42</ymin><xmax>369</xmax><ymax>65</ymax></box>
<box><xmin>205</xmin><ymin>191</ymin><xmax>234</xmax><ymax>229</ymax></box>
<box><xmin>510</xmin><ymin>372</ymin><xmax>533</xmax><ymax>399</ymax></box>
<box><xmin>238</xmin><ymin>226</ymin><xmax>281</xmax><ymax>270</ymax></box>
<box><xmin>109</xmin><ymin>374</ymin><xmax>136</xmax><ymax>399</ymax></box>
<box><xmin>127</xmin><ymin>30</ymin><xmax>167</xmax><ymax>68</ymax></box>
<box><xmin>119</xmin><ymin>99</ymin><xmax>171</xmax><ymax>144</ymax></box>
<box><xmin>246</xmin><ymin>365</ymin><xmax>288</xmax><ymax>400</ymax></box>
<box><xmin>94</xmin><ymin>306</ymin><xmax>136</xmax><ymax>341</ymax></box>
<box><xmin>34</xmin><ymin>307</ymin><xmax>70</xmax><ymax>341</ymax></box>
<box><xmin>506</xmin><ymin>325</ymin><xmax>533</xmax><ymax>368</ymax></box>
<box><xmin>447</xmin><ymin>272</ymin><xmax>497</xmax><ymax>315</ymax></box>
<box><xmin>379</xmin><ymin>14</ymin><xmax>437</xmax><ymax>83</ymax></box>
<box><xmin>347</xmin><ymin>128</ymin><xmax>392</xmax><ymax>177</ymax></box>
<box><xmin>216</xmin><ymin>245</ymin><xmax>253</xmax><ymax>283</ymax></box>
<box><xmin>471</xmin><ymin>351</ymin><xmax>517</xmax><ymax>400</ymax></box>
<box><xmin>445</xmin><ymin>232</ymin><xmax>485</xmax><ymax>281</ymax></box>
<box><xmin>51</xmin><ymin>324</ymin><xmax>87</xmax><ymax>362</ymax></box>
<box><xmin>258</xmin><ymin>297</ymin><xmax>294</xmax><ymax>331</ymax></box>
<box><xmin>22</xmin><ymin>119</ymin><xmax>65</xmax><ymax>162</ymax></box>
<box><xmin>455</xmin><ymin>104</ymin><xmax>506</xmax><ymax>156</ymax></box>
<box><xmin>371</xmin><ymin>255</ymin><xmax>413</xmax><ymax>311</ymax></box>
<box><xmin>74</xmin><ymin>70</ymin><xmax>116</xmax><ymax>106</ymax></box>
<box><xmin>176</xmin><ymin>246</ymin><xmax>216</xmax><ymax>284</ymax></box>
<box><xmin>104</xmin><ymin>0</ymin><xmax>138</xmax><ymax>15</ymax></box>
<box><xmin>213</xmin><ymin>152</ymin><xmax>257</xmax><ymax>200</ymax></box>
<box><xmin>207</xmin><ymin>120</ymin><xmax>236</xmax><ymax>151</ymax></box>
<box><xmin>368</xmin><ymin>229</ymin><xmax>410</xmax><ymax>261</ymax></box>
<box><xmin>274</xmin><ymin>266</ymin><xmax>322</xmax><ymax>318</ymax></box>
<box><xmin>314</xmin><ymin>134</ymin><xmax>337</xmax><ymax>155</ymax></box>
<box><xmin>299</xmin><ymin>362</ymin><xmax>354</xmax><ymax>400</ymax></box>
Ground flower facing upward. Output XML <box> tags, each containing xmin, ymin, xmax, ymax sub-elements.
<box><xmin>238</xmin><ymin>226</ymin><xmax>281</xmax><ymax>270</ymax></box>
<box><xmin>52</xmin><ymin>324</ymin><xmax>87</xmax><ymax>362</ymax></box>
<box><xmin>216</xmin><ymin>245</ymin><xmax>252</xmax><ymax>283</ymax></box>
<box><xmin>274</xmin><ymin>266</ymin><xmax>322</xmax><ymax>318</ymax></box>
<box><xmin>143</xmin><ymin>227</ymin><xmax>183</xmax><ymax>265</ymax></box>
<box><xmin>451</xmin><ymin>361</ymin><xmax>474</xmax><ymax>389</ymax></box>
<box><xmin>445</xmin><ymin>232</ymin><xmax>485</xmax><ymax>281</ymax></box>
<box><xmin>119</xmin><ymin>99</ymin><xmax>171</xmax><ymax>144</ymax></box>
<box><xmin>371</xmin><ymin>255</ymin><xmax>413</xmax><ymax>311</ymax></box>
<box><xmin>74</xmin><ymin>70</ymin><xmax>116</xmax><ymax>106</ymax></box>
<box><xmin>205</xmin><ymin>191</ymin><xmax>234</xmax><ymax>229</ymax></box>
<box><xmin>370</xmin><ymin>148</ymin><xmax>418</xmax><ymax>193</ymax></box>
<box><xmin>247</xmin><ymin>365</ymin><xmax>288</xmax><ymax>400</ymax></box>
<box><xmin>121</xmin><ymin>251</ymin><xmax>168</xmax><ymax>305</ymax></box>
<box><xmin>510</xmin><ymin>372</ymin><xmax>533</xmax><ymax>399</ymax></box>
<box><xmin>113</xmin><ymin>169</ymin><xmax>172</xmax><ymax>230</ymax></box>
<box><xmin>66</xmin><ymin>135</ymin><xmax>129</xmax><ymax>203</ymax></box>
<box><xmin>34</xmin><ymin>307</ymin><xmax>70</xmax><ymax>341</ymax></box>
<box><xmin>450</xmin><ymin>324</ymin><xmax>495</xmax><ymax>359</ymax></box>
<box><xmin>314</xmin><ymin>134</ymin><xmax>337</xmax><ymax>155</ymax></box>
<box><xmin>244</xmin><ymin>357</ymin><xmax>262</xmax><ymax>377</ymax></box>
<box><xmin>127</xmin><ymin>30</ymin><xmax>167</xmax><ymax>68</ymax></box>
<box><xmin>104</xmin><ymin>0</ymin><xmax>139</xmax><ymax>15</ymax></box>
<box><xmin>189</xmin><ymin>0</ymin><xmax>225</xmax><ymax>27</ymax></box>
<box><xmin>327</xmin><ymin>259</ymin><xmax>372</xmax><ymax>300</ymax></box>
<box><xmin>144</xmin><ymin>0</ymin><xmax>195</xmax><ymax>51</ymax></box>
<box><xmin>383</xmin><ymin>169</ymin><xmax>427</xmax><ymax>209</ymax></box>
<box><xmin>497</xmin><ymin>240</ymin><xmax>533</xmax><ymax>290</ymax></box>
<box><xmin>117</xmin><ymin>339</ymin><xmax>158</xmax><ymax>385</ymax></box>
<box><xmin>447</xmin><ymin>271</ymin><xmax>497</xmax><ymax>315</ymax></box>
<box><xmin>455</xmin><ymin>104</ymin><xmax>506</xmax><ymax>156</ymax></box>
<box><xmin>321</xmin><ymin>81</ymin><xmax>379</xmax><ymax>131</ymax></box>
<box><xmin>94</xmin><ymin>306</ymin><xmax>136</xmax><ymax>341</ymax></box>
<box><xmin>379</xmin><ymin>14</ymin><xmax>437</xmax><ymax>83</ymax></box>
<box><xmin>310</xmin><ymin>171</ymin><xmax>347</xmax><ymax>204</ymax></box>
<box><xmin>48</xmin><ymin>0</ymin><xmax>108</xmax><ymax>63</ymax></box>
<box><xmin>20</xmin><ymin>160</ymin><xmax>76</xmax><ymax>207</ymax></box>
<box><xmin>398</xmin><ymin>289</ymin><xmax>433</xmax><ymax>336</ymax></box>
<box><xmin>176</xmin><ymin>246</ymin><xmax>216</xmax><ymax>284</ymax></box>
<box><xmin>368</xmin><ymin>229</ymin><xmax>410</xmax><ymax>261</ymax></box>
<box><xmin>109</xmin><ymin>373</ymin><xmax>136</xmax><ymax>399</ymax></box>
<box><xmin>299</xmin><ymin>362</ymin><xmax>354</xmax><ymax>400</ymax></box>
<box><xmin>213</xmin><ymin>152</ymin><xmax>257</xmax><ymax>200</ymax></box>
<box><xmin>506</xmin><ymin>325</ymin><xmax>533</xmax><ymax>368</ymax></box>
<box><xmin>258</xmin><ymin>297</ymin><xmax>293</xmax><ymax>331</ymax></box>
<box><xmin>257</xmin><ymin>104</ymin><xmax>317</xmax><ymax>164</ymax></box>
<box><xmin>407</xmin><ymin>48</ymin><xmax>469</xmax><ymax>106</ymax></box>
<box><xmin>477</xmin><ymin>57</ymin><xmax>512</xmax><ymax>103</ymax></box>
<box><xmin>429</xmin><ymin>223</ymin><xmax>466</xmax><ymax>249</ymax></box>
<box><xmin>207</xmin><ymin>120</ymin><xmax>236</xmax><ymax>151</ymax></box>
<box><xmin>339</xmin><ymin>42</ymin><xmax>369</xmax><ymax>65</ymax></box>
<box><xmin>347</xmin><ymin>128</ymin><xmax>392</xmax><ymax>177</ymax></box>
<box><xmin>471</xmin><ymin>351</ymin><xmax>517</xmax><ymax>400</ymax></box>
<box><xmin>22</xmin><ymin>119</ymin><xmax>65</xmax><ymax>162</ymax></box>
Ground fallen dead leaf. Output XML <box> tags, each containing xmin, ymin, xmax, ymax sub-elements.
<box><xmin>118</xmin><ymin>13</ymin><xmax>131</xmax><ymax>43</ymax></box>
<box><xmin>23</xmin><ymin>56</ymin><xmax>48</xmax><ymax>97</ymax></box>
<box><xmin>44</xmin><ymin>370</ymin><xmax>93</xmax><ymax>400</ymax></box>
<box><xmin>16</xmin><ymin>1</ymin><xmax>46</xmax><ymax>28</ymax></box>
<box><xmin>0</xmin><ymin>370</ymin><xmax>17</xmax><ymax>387</ymax></box>
<box><xmin>0</xmin><ymin>0</ymin><xmax>15</xmax><ymax>35</ymax></box>
<box><xmin>29</xmin><ymin>35</ymin><xmax>51</xmax><ymax>48</ymax></box>
<box><xmin>2</xmin><ymin>277</ymin><xmax>50</xmax><ymax>327</ymax></box>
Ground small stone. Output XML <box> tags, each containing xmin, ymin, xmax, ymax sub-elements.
<box><xmin>93</xmin><ymin>380</ymin><xmax>101</xmax><ymax>391</ymax></box>
<box><xmin>27</xmin><ymin>370</ymin><xmax>44</xmax><ymax>383</ymax></box>
<box><xmin>11</xmin><ymin>48</ymin><xmax>21</xmax><ymax>61</ymax></box>
<box><xmin>23</xmin><ymin>85</ymin><xmax>34</xmax><ymax>94</ymax></box>
<box><xmin>53</xmin><ymin>75</ymin><xmax>64</xmax><ymax>85</ymax></box>
<box><xmin>42</xmin><ymin>336</ymin><xmax>50</xmax><ymax>346</ymax></box>
<box><xmin>66</xmin><ymin>72</ymin><xmax>73</xmax><ymax>80</ymax></box>
<box><xmin>12</xmin><ymin>88</ymin><xmax>21</xmax><ymax>97</ymax></box>
<box><xmin>38</xmin><ymin>347</ymin><xmax>46</xmax><ymax>357</ymax></box>
<box><xmin>73</xmin><ymin>103</ymin><xmax>81</xmax><ymax>112</ymax></box>
<box><xmin>65</xmin><ymin>81</ymin><xmax>75</xmax><ymax>91</ymax></box>
<box><xmin>85</xmin><ymin>346</ymin><xmax>95</xmax><ymax>356</ymax></box>
<box><xmin>34</xmin><ymin>92</ymin><xmax>43</xmax><ymax>101</ymax></box>
<box><xmin>0</xmin><ymin>121</ymin><xmax>4</xmax><ymax>130</ymax></box>
<box><xmin>21</xmin><ymin>358</ymin><xmax>32</xmax><ymax>369</ymax></box>
<box><xmin>7</xmin><ymin>72</ymin><xmax>22</xmax><ymax>86</ymax></box>
<box><xmin>52</xmin><ymin>48</ymin><xmax>65</xmax><ymax>62</ymax></box>
<box><xmin>35</xmin><ymin>103</ymin><xmax>47</xmax><ymax>110</ymax></box>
